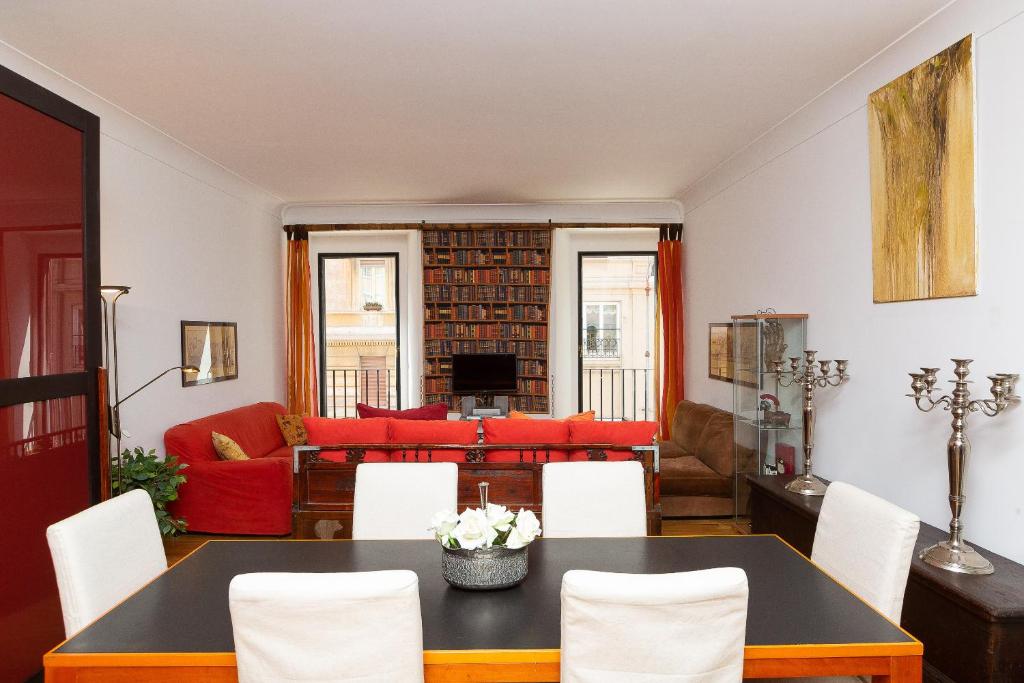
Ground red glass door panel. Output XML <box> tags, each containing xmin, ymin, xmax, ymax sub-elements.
<box><xmin>0</xmin><ymin>398</ymin><xmax>90</xmax><ymax>682</ymax></box>
<box><xmin>0</xmin><ymin>91</ymin><xmax>85</xmax><ymax>380</ymax></box>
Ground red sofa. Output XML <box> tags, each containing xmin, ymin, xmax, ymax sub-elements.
<box><xmin>164</xmin><ymin>403</ymin><xmax>658</xmax><ymax>536</ymax></box>
<box><xmin>165</xmin><ymin>402</ymin><xmax>293</xmax><ymax>535</ymax></box>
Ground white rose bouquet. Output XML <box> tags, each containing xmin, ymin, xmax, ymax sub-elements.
<box><xmin>430</xmin><ymin>504</ymin><xmax>542</xmax><ymax>551</ymax></box>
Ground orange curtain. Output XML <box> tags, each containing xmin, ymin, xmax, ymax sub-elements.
<box><xmin>657</xmin><ymin>224</ymin><xmax>684</xmax><ymax>439</ymax></box>
<box><xmin>286</xmin><ymin>229</ymin><xmax>319</xmax><ymax>416</ymax></box>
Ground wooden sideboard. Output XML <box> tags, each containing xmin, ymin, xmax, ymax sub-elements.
<box><xmin>747</xmin><ymin>474</ymin><xmax>1024</xmax><ymax>683</ymax></box>
<box><xmin>293</xmin><ymin>444</ymin><xmax>661</xmax><ymax>539</ymax></box>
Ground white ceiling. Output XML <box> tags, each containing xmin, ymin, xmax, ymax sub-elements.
<box><xmin>0</xmin><ymin>1</ymin><xmax>948</xmax><ymax>204</ymax></box>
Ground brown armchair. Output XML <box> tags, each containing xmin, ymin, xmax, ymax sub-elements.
<box><xmin>658</xmin><ymin>400</ymin><xmax>755</xmax><ymax>517</ymax></box>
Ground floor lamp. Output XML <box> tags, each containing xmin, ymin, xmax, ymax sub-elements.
<box><xmin>100</xmin><ymin>285</ymin><xmax>130</xmax><ymax>491</ymax></box>
<box><xmin>100</xmin><ymin>284</ymin><xmax>200</xmax><ymax>493</ymax></box>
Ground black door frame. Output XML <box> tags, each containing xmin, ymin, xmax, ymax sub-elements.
<box><xmin>576</xmin><ymin>251</ymin><xmax>658</xmax><ymax>416</ymax></box>
<box><xmin>0</xmin><ymin>64</ymin><xmax>101</xmax><ymax>500</ymax></box>
<box><xmin>317</xmin><ymin>252</ymin><xmax>402</xmax><ymax>416</ymax></box>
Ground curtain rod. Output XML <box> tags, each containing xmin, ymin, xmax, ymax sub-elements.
<box><xmin>283</xmin><ymin>221</ymin><xmax>680</xmax><ymax>233</ymax></box>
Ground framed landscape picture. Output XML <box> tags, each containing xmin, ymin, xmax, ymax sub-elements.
<box><xmin>708</xmin><ymin>323</ymin><xmax>734</xmax><ymax>382</ymax></box>
<box><xmin>180</xmin><ymin>321</ymin><xmax>238</xmax><ymax>386</ymax></box>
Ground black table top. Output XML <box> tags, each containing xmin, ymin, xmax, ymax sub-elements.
<box><xmin>57</xmin><ymin>535</ymin><xmax>914</xmax><ymax>655</ymax></box>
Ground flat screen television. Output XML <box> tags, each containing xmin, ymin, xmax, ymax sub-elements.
<box><xmin>451</xmin><ymin>353</ymin><xmax>517</xmax><ymax>394</ymax></box>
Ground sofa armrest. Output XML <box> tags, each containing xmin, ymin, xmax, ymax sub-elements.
<box><xmin>170</xmin><ymin>457</ymin><xmax>293</xmax><ymax>535</ymax></box>
<box><xmin>658</xmin><ymin>440</ymin><xmax>686</xmax><ymax>459</ymax></box>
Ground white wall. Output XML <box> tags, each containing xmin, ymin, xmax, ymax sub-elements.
<box><xmin>681</xmin><ymin>0</ymin><xmax>1024</xmax><ymax>563</ymax></box>
<box><xmin>1</xmin><ymin>41</ymin><xmax>286</xmax><ymax>454</ymax></box>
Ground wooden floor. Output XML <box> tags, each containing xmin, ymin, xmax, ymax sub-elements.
<box><xmin>164</xmin><ymin>517</ymin><xmax>750</xmax><ymax>567</ymax></box>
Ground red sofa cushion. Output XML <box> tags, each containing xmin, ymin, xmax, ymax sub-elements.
<box><xmin>568</xmin><ymin>420</ymin><xmax>659</xmax><ymax>461</ymax></box>
<box><xmin>164</xmin><ymin>402</ymin><xmax>287</xmax><ymax>464</ymax></box>
<box><xmin>390</xmin><ymin>419</ymin><xmax>478</xmax><ymax>462</ymax></box>
<box><xmin>482</xmin><ymin>418</ymin><xmax>569</xmax><ymax>462</ymax></box>
<box><xmin>303</xmin><ymin>417</ymin><xmax>392</xmax><ymax>462</ymax></box>
<box><xmin>356</xmin><ymin>402</ymin><xmax>449</xmax><ymax>420</ymax></box>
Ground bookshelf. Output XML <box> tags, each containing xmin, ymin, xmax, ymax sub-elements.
<box><xmin>422</xmin><ymin>225</ymin><xmax>551</xmax><ymax>413</ymax></box>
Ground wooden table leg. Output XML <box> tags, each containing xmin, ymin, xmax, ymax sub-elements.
<box><xmin>875</xmin><ymin>654</ymin><xmax>922</xmax><ymax>682</ymax></box>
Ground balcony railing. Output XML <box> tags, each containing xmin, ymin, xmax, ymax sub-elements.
<box><xmin>581</xmin><ymin>368</ymin><xmax>655</xmax><ymax>422</ymax></box>
<box><xmin>582</xmin><ymin>328</ymin><xmax>620</xmax><ymax>358</ymax></box>
<box><xmin>323</xmin><ymin>368</ymin><xmax>398</xmax><ymax>418</ymax></box>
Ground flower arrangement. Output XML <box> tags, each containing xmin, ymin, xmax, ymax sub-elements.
<box><xmin>430</xmin><ymin>504</ymin><xmax>542</xmax><ymax>551</ymax></box>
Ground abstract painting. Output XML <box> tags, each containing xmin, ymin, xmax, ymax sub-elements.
<box><xmin>869</xmin><ymin>35</ymin><xmax>976</xmax><ymax>303</ymax></box>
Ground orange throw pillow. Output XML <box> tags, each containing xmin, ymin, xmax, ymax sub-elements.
<box><xmin>507</xmin><ymin>410</ymin><xmax>533</xmax><ymax>420</ymax></box>
<box><xmin>275</xmin><ymin>414</ymin><xmax>308</xmax><ymax>446</ymax></box>
<box><xmin>566</xmin><ymin>410</ymin><xmax>596</xmax><ymax>421</ymax></box>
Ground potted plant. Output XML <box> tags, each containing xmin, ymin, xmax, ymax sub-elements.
<box><xmin>430</xmin><ymin>482</ymin><xmax>541</xmax><ymax>590</ymax></box>
<box><xmin>112</xmin><ymin>447</ymin><xmax>189</xmax><ymax>536</ymax></box>
<box><xmin>363</xmin><ymin>301</ymin><xmax>383</xmax><ymax>312</ymax></box>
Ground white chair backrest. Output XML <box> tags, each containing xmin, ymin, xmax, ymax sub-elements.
<box><xmin>812</xmin><ymin>481</ymin><xmax>920</xmax><ymax>622</ymax></box>
<box><xmin>542</xmin><ymin>461</ymin><xmax>647</xmax><ymax>538</ymax></box>
<box><xmin>46</xmin><ymin>489</ymin><xmax>167</xmax><ymax>636</ymax></box>
<box><xmin>561</xmin><ymin>567</ymin><xmax>748</xmax><ymax>682</ymax></box>
<box><xmin>230</xmin><ymin>570</ymin><xmax>423</xmax><ymax>683</ymax></box>
<box><xmin>352</xmin><ymin>462</ymin><xmax>458</xmax><ymax>540</ymax></box>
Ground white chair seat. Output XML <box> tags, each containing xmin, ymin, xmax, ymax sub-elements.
<box><xmin>562</xmin><ymin>567</ymin><xmax>748</xmax><ymax>682</ymax></box>
<box><xmin>352</xmin><ymin>462</ymin><xmax>458</xmax><ymax>540</ymax></box>
<box><xmin>542</xmin><ymin>461</ymin><xmax>647</xmax><ymax>537</ymax></box>
<box><xmin>230</xmin><ymin>570</ymin><xmax>423</xmax><ymax>683</ymax></box>
<box><xmin>46</xmin><ymin>489</ymin><xmax>167</xmax><ymax>636</ymax></box>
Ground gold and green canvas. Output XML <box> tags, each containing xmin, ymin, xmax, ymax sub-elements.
<box><xmin>869</xmin><ymin>35</ymin><xmax>976</xmax><ymax>303</ymax></box>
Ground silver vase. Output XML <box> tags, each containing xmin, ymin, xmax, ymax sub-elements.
<box><xmin>441</xmin><ymin>545</ymin><xmax>529</xmax><ymax>590</ymax></box>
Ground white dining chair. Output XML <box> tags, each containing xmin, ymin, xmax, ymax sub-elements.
<box><xmin>229</xmin><ymin>570</ymin><xmax>424</xmax><ymax>683</ymax></box>
<box><xmin>561</xmin><ymin>567</ymin><xmax>748</xmax><ymax>682</ymax></box>
<box><xmin>542</xmin><ymin>461</ymin><xmax>647</xmax><ymax>537</ymax></box>
<box><xmin>352</xmin><ymin>462</ymin><xmax>458</xmax><ymax>540</ymax></box>
<box><xmin>812</xmin><ymin>481</ymin><xmax>920</xmax><ymax>623</ymax></box>
<box><xmin>763</xmin><ymin>481</ymin><xmax>921</xmax><ymax>683</ymax></box>
<box><xmin>46</xmin><ymin>489</ymin><xmax>167</xmax><ymax>636</ymax></box>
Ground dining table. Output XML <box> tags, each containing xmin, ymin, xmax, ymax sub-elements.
<box><xmin>44</xmin><ymin>534</ymin><xmax>922</xmax><ymax>682</ymax></box>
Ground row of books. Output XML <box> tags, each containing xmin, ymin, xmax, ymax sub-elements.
<box><xmin>423</xmin><ymin>268</ymin><xmax>551</xmax><ymax>285</ymax></box>
<box><xmin>517</xmin><ymin>359</ymin><xmax>545</xmax><ymax>376</ymax></box>
<box><xmin>423</xmin><ymin>377</ymin><xmax>548</xmax><ymax>395</ymax></box>
<box><xmin>424</xmin><ymin>284</ymin><xmax>549</xmax><ymax>303</ymax></box>
<box><xmin>424</xmin><ymin>394</ymin><xmax>551</xmax><ymax>413</ymax></box>
<box><xmin>423</xmin><ymin>322</ymin><xmax>548</xmax><ymax>340</ymax></box>
<box><xmin>422</xmin><ymin>230</ymin><xmax>552</xmax><ymax>249</ymax></box>
<box><xmin>425</xmin><ymin>304</ymin><xmax>546</xmax><ymax>321</ymax></box>
<box><xmin>423</xmin><ymin>339</ymin><xmax>548</xmax><ymax>357</ymax></box>
<box><xmin>423</xmin><ymin>250</ymin><xmax>549</xmax><ymax>267</ymax></box>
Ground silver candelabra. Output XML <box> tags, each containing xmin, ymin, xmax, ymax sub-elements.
<box><xmin>771</xmin><ymin>351</ymin><xmax>850</xmax><ymax>496</ymax></box>
<box><xmin>907</xmin><ymin>359</ymin><xmax>1018</xmax><ymax>575</ymax></box>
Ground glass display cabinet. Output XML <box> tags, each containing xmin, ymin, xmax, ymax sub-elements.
<box><xmin>731</xmin><ymin>312</ymin><xmax>807</xmax><ymax>517</ymax></box>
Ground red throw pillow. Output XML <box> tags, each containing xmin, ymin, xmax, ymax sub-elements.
<box><xmin>302</xmin><ymin>417</ymin><xmax>392</xmax><ymax>462</ymax></box>
<box><xmin>356</xmin><ymin>402</ymin><xmax>449</xmax><ymax>420</ymax></box>
<box><xmin>568</xmin><ymin>420</ymin><xmax>659</xmax><ymax>461</ymax></box>
<box><xmin>390</xmin><ymin>419</ymin><xmax>478</xmax><ymax>462</ymax></box>
<box><xmin>482</xmin><ymin>418</ymin><xmax>570</xmax><ymax>463</ymax></box>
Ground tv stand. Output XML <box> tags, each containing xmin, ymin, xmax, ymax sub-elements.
<box><xmin>460</xmin><ymin>395</ymin><xmax>510</xmax><ymax>418</ymax></box>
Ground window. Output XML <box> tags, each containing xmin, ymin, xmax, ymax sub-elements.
<box><xmin>319</xmin><ymin>254</ymin><xmax>400</xmax><ymax>417</ymax></box>
<box><xmin>359</xmin><ymin>260</ymin><xmax>387</xmax><ymax>308</ymax></box>
<box><xmin>582</xmin><ymin>302</ymin><xmax>620</xmax><ymax>358</ymax></box>
<box><xmin>578</xmin><ymin>252</ymin><xmax>657</xmax><ymax>421</ymax></box>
